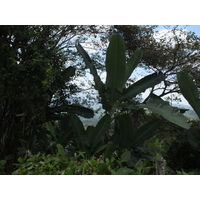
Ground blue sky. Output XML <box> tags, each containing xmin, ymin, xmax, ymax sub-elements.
<box><xmin>185</xmin><ymin>25</ymin><xmax>200</xmax><ymax>36</ymax></box>
<box><xmin>156</xmin><ymin>25</ymin><xmax>200</xmax><ymax>36</ymax></box>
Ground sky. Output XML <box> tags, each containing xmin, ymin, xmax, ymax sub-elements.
<box><xmin>179</xmin><ymin>25</ymin><xmax>200</xmax><ymax>36</ymax></box>
<box><xmin>156</xmin><ymin>25</ymin><xmax>200</xmax><ymax>36</ymax></box>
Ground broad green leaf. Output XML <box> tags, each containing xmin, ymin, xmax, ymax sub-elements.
<box><xmin>148</xmin><ymin>93</ymin><xmax>169</xmax><ymax>105</ymax></box>
<box><xmin>90</xmin><ymin>114</ymin><xmax>111</xmax><ymax>149</ymax></box>
<box><xmin>57</xmin><ymin>129</ymin><xmax>72</xmax><ymax>145</ymax></box>
<box><xmin>75</xmin><ymin>42</ymin><xmax>93</xmax><ymax>68</ymax></box>
<box><xmin>57</xmin><ymin>118</ymin><xmax>72</xmax><ymax>145</ymax></box>
<box><xmin>140</xmin><ymin>98</ymin><xmax>191</xmax><ymax>129</ymax></box>
<box><xmin>45</xmin><ymin>122</ymin><xmax>58</xmax><ymax>141</ymax></box>
<box><xmin>69</xmin><ymin>114</ymin><xmax>89</xmax><ymax>151</ymax></box>
<box><xmin>125</xmin><ymin>48</ymin><xmax>142</xmax><ymax>83</ymax></box>
<box><xmin>119</xmin><ymin>72</ymin><xmax>165</xmax><ymax>102</ymax></box>
<box><xmin>111</xmin><ymin>167</ymin><xmax>135</xmax><ymax>175</ymax></box>
<box><xmin>116</xmin><ymin>114</ymin><xmax>135</xmax><ymax>149</ymax></box>
<box><xmin>86</xmin><ymin>126</ymin><xmax>95</xmax><ymax>135</ymax></box>
<box><xmin>75</xmin><ymin>42</ymin><xmax>105</xmax><ymax>94</ymax></box>
<box><xmin>106</xmin><ymin>87</ymin><xmax>122</xmax><ymax>103</ymax></box>
<box><xmin>58</xmin><ymin>115</ymin><xmax>70</xmax><ymax>133</ymax></box>
<box><xmin>46</xmin><ymin>113</ymin><xmax>68</xmax><ymax>121</ymax></box>
<box><xmin>103</xmin><ymin>141</ymin><xmax>118</xmax><ymax>158</ymax></box>
<box><xmin>132</xmin><ymin>120</ymin><xmax>161</xmax><ymax>146</ymax></box>
<box><xmin>121</xmin><ymin>151</ymin><xmax>131</xmax><ymax>163</ymax></box>
<box><xmin>45</xmin><ymin>121</ymin><xmax>54</xmax><ymax>135</ymax></box>
<box><xmin>66</xmin><ymin>105</ymin><xmax>94</xmax><ymax>118</ymax></box>
<box><xmin>86</xmin><ymin>126</ymin><xmax>95</xmax><ymax>147</ymax></box>
<box><xmin>91</xmin><ymin>145</ymin><xmax>107</xmax><ymax>156</ymax></box>
<box><xmin>105</xmin><ymin>34</ymin><xmax>126</xmax><ymax>101</ymax></box>
<box><xmin>50</xmin><ymin>104</ymin><xmax>94</xmax><ymax>118</ymax></box>
<box><xmin>96</xmin><ymin>163</ymin><xmax>111</xmax><ymax>175</ymax></box>
<box><xmin>56</xmin><ymin>144</ymin><xmax>65</xmax><ymax>157</ymax></box>
<box><xmin>177</xmin><ymin>72</ymin><xmax>200</xmax><ymax>119</ymax></box>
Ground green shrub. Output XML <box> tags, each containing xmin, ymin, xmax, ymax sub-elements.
<box><xmin>12</xmin><ymin>144</ymin><xmax>158</xmax><ymax>175</ymax></box>
<box><xmin>13</xmin><ymin>151</ymin><xmax>161</xmax><ymax>175</ymax></box>
<box><xmin>12</xmin><ymin>150</ymin><xmax>120</xmax><ymax>175</ymax></box>
<box><xmin>166</xmin><ymin>136</ymin><xmax>200</xmax><ymax>173</ymax></box>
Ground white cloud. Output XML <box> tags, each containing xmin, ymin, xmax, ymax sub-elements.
<box><xmin>154</xmin><ymin>28</ymin><xmax>187</xmax><ymax>47</ymax></box>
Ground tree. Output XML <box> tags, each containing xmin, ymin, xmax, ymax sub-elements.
<box><xmin>0</xmin><ymin>25</ymin><xmax>98</xmax><ymax>172</ymax></box>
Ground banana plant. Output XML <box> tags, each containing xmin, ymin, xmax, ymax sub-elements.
<box><xmin>140</xmin><ymin>94</ymin><xmax>191</xmax><ymax>129</ymax></box>
<box><xmin>76</xmin><ymin>34</ymin><xmax>166</xmax><ymax>113</ymax></box>
<box><xmin>75</xmin><ymin>34</ymin><xmax>166</xmax><ymax>161</ymax></box>
<box><xmin>41</xmin><ymin>115</ymin><xmax>73</xmax><ymax>153</ymax></box>
<box><xmin>177</xmin><ymin>72</ymin><xmax>200</xmax><ymax>119</ymax></box>
<box><xmin>103</xmin><ymin>113</ymin><xmax>161</xmax><ymax>165</ymax></box>
<box><xmin>69</xmin><ymin>114</ymin><xmax>112</xmax><ymax>157</ymax></box>
<box><xmin>177</xmin><ymin>72</ymin><xmax>200</xmax><ymax>151</ymax></box>
<box><xmin>112</xmin><ymin>114</ymin><xmax>160</xmax><ymax>149</ymax></box>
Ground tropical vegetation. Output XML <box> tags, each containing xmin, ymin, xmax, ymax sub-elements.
<box><xmin>0</xmin><ymin>25</ymin><xmax>200</xmax><ymax>175</ymax></box>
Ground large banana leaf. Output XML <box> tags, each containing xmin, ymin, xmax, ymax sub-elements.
<box><xmin>75</xmin><ymin>42</ymin><xmax>105</xmax><ymax>94</ymax></box>
<box><xmin>177</xmin><ymin>72</ymin><xmax>200</xmax><ymax>119</ymax></box>
<box><xmin>89</xmin><ymin>114</ymin><xmax>111</xmax><ymax>149</ymax></box>
<box><xmin>125</xmin><ymin>48</ymin><xmax>142</xmax><ymax>83</ymax></box>
<box><xmin>58</xmin><ymin>115</ymin><xmax>70</xmax><ymax>133</ymax></box>
<box><xmin>132</xmin><ymin>120</ymin><xmax>161</xmax><ymax>146</ymax></box>
<box><xmin>119</xmin><ymin>72</ymin><xmax>165</xmax><ymax>102</ymax></box>
<box><xmin>115</xmin><ymin>114</ymin><xmax>135</xmax><ymax>149</ymax></box>
<box><xmin>66</xmin><ymin>105</ymin><xmax>94</xmax><ymax>118</ymax></box>
<box><xmin>45</xmin><ymin>122</ymin><xmax>58</xmax><ymax>141</ymax></box>
<box><xmin>69</xmin><ymin>114</ymin><xmax>89</xmax><ymax>151</ymax></box>
<box><xmin>57</xmin><ymin>116</ymin><xmax>73</xmax><ymax>145</ymax></box>
<box><xmin>49</xmin><ymin>104</ymin><xmax>94</xmax><ymax>118</ymax></box>
<box><xmin>75</xmin><ymin>42</ymin><xmax>92</xmax><ymax>68</ymax></box>
<box><xmin>57</xmin><ymin>129</ymin><xmax>72</xmax><ymax>146</ymax></box>
<box><xmin>86</xmin><ymin>126</ymin><xmax>95</xmax><ymax>145</ymax></box>
<box><xmin>86</xmin><ymin>123</ymin><xmax>108</xmax><ymax>156</ymax></box>
<box><xmin>140</xmin><ymin>97</ymin><xmax>191</xmax><ymax>129</ymax></box>
<box><xmin>105</xmin><ymin>34</ymin><xmax>126</xmax><ymax>102</ymax></box>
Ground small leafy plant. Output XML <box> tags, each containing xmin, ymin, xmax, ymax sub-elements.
<box><xmin>12</xmin><ymin>144</ymin><xmax>119</xmax><ymax>175</ymax></box>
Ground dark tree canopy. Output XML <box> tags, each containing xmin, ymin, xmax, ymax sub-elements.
<box><xmin>0</xmin><ymin>25</ymin><xmax>99</xmax><ymax>171</ymax></box>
